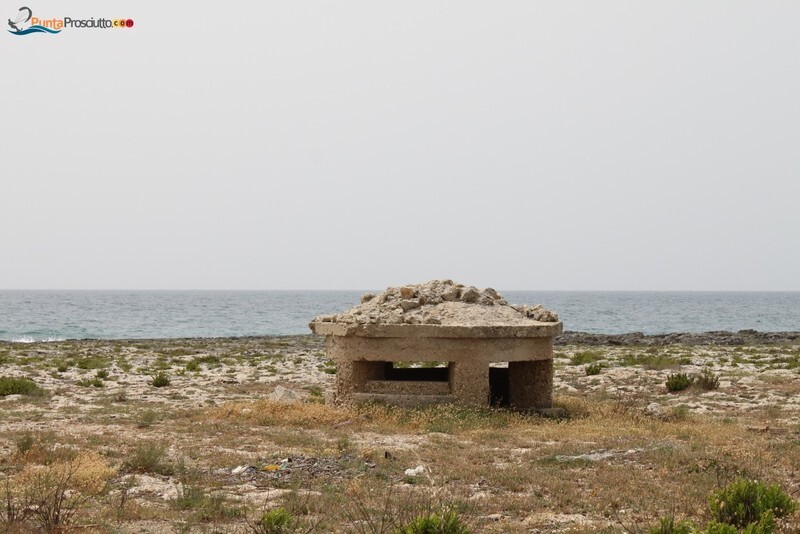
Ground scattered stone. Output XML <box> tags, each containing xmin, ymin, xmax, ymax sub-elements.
<box><xmin>400</xmin><ymin>287</ymin><xmax>415</xmax><ymax>299</ymax></box>
<box><xmin>404</xmin><ymin>465</ymin><xmax>426</xmax><ymax>477</ymax></box>
<box><xmin>268</xmin><ymin>385</ymin><xmax>304</xmax><ymax>404</ymax></box>
<box><xmin>310</xmin><ymin>280</ymin><xmax>559</xmax><ymax>327</ymax></box>
<box><xmin>555</xmin><ymin>448</ymin><xmax>642</xmax><ymax>462</ymax></box>
<box><xmin>399</xmin><ymin>299</ymin><xmax>421</xmax><ymax>312</ymax></box>
<box><xmin>461</xmin><ymin>287</ymin><xmax>480</xmax><ymax>303</ymax></box>
<box><xmin>645</xmin><ymin>402</ymin><xmax>663</xmax><ymax>417</ymax></box>
<box><xmin>441</xmin><ymin>286</ymin><xmax>460</xmax><ymax>301</ymax></box>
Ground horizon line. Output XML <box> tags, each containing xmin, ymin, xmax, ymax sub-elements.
<box><xmin>1</xmin><ymin>288</ymin><xmax>799</xmax><ymax>293</ymax></box>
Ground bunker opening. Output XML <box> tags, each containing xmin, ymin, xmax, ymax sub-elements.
<box><xmin>489</xmin><ymin>366</ymin><xmax>511</xmax><ymax>407</ymax></box>
<box><xmin>384</xmin><ymin>361</ymin><xmax>450</xmax><ymax>382</ymax></box>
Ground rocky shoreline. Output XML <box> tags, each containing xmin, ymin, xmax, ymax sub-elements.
<box><xmin>3</xmin><ymin>330</ymin><xmax>800</xmax><ymax>348</ymax></box>
<box><xmin>556</xmin><ymin>329</ymin><xmax>800</xmax><ymax>346</ymax></box>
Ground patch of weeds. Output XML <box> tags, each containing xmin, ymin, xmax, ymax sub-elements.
<box><xmin>76</xmin><ymin>356</ymin><xmax>109</xmax><ymax>370</ymax></box>
<box><xmin>136</xmin><ymin>409</ymin><xmax>160</xmax><ymax>428</ymax></box>
<box><xmin>622</xmin><ymin>353</ymin><xmax>689</xmax><ymax>370</ymax></box>
<box><xmin>76</xmin><ymin>377</ymin><xmax>104</xmax><ymax>388</ymax></box>
<box><xmin>649</xmin><ymin>516</ymin><xmax>694</xmax><ymax>533</ymax></box>
<box><xmin>1</xmin><ymin>452</ymin><xmax>113</xmax><ymax>531</ymax></box>
<box><xmin>95</xmin><ymin>369</ymin><xmax>109</xmax><ymax>380</ymax></box>
<box><xmin>153</xmin><ymin>357</ymin><xmax>172</xmax><ymax>370</ymax></box>
<box><xmin>161</xmin><ymin>348</ymin><xmax>196</xmax><ymax>357</ymax></box>
<box><xmin>570</xmin><ymin>351</ymin><xmax>604</xmax><ymax>366</ymax></box>
<box><xmin>14</xmin><ymin>433</ymin><xmax>36</xmax><ymax>455</ymax></box>
<box><xmin>306</xmin><ymin>386</ymin><xmax>325</xmax><ymax>404</ymax></box>
<box><xmin>124</xmin><ymin>442</ymin><xmax>174</xmax><ymax>475</ymax></box>
<box><xmin>250</xmin><ymin>506</ymin><xmax>297</xmax><ymax>533</ymax></box>
<box><xmin>398</xmin><ymin>511</ymin><xmax>470</xmax><ymax>534</ymax></box>
<box><xmin>585</xmin><ymin>363</ymin><xmax>603</xmax><ymax>376</ymax></box>
<box><xmin>0</xmin><ymin>376</ymin><xmax>43</xmax><ymax>396</ymax></box>
<box><xmin>55</xmin><ymin>361</ymin><xmax>70</xmax><ymax>373</ymax></box>
<box><xmin>670</xmin><ymin>405</ymin><xmax>691</xmax><ymax>421</ymax></box>
<box><xmin>695</xmin><ymin>369</ymin><xmax>720</xmax><ymax>390</ymax></box>
<box><xmin>318</xmin><ymin>360</ymin><xmax>337</xmax><ymax>375</ymax></box>
<box><xmin>173</xmin><ymin>485</ymin><xmax>241</xmax><ymax>521</ymax></box>
<box><xmin>191</xmin><ymin>355</ymin><xmax>221</xmax><ymax>369</ymax></box>
<box><xmin>666</xmin><ymin>373</ymin><xmax>694</xmax><ymax>392</ymax></box>
<box><xmin>151</xmin><ymin>371</ymin><xmax>171</xmax><ymax>388</ymax></box>
<box><xmin>185</xmin><ymin>360</ymin><xmax>201</xmax><ymax>372</ymax></box>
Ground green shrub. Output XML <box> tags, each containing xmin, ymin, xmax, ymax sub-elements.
<box><xmin>95</xmin><ymin>369</ymin><xmax>109</xmax><ymax>380</ymax></box>
<box><xmin>151</xmin><ymin>372</ymin><xmax>171</xmax><ymax>388</ymax></box>
<box><xmin>0</xmin><ymin>376</ymin><xmax>41</xmax><ymax>396</ymax></box>
<box><xmin>696</xmin><ymin>369</ymin><xmax>720</xmax><ymax>390</ymax></box>
<box><xmin>666</xmin><ymin>373</ymin><xmax>694</xmax><ymax>392</ymax></box>
<box><xmin>398</xmin><ymin>511</ymin><xmax>470</xmax><ymax>534</ymax></box>
<box><xmin>650</xmin><ymin>516</ymin><xmax>694</xmax><ymax>534</ymax></box>
<box><xmin>708</xmin><ymin>478</ymin><xmax>795</xmax><ymax>530</ymax></box>
<box><xmin>705</xmin><ymin>517</ymin><xmax>777</xmax><ymax>533</ymax></box>
<box><xmin>76</xmin><ymin>377</ymin><xmax>104</xmax><ymax>388</ymax></box>
<box><xmin>256</xmin><ymin>507</ymin><xmax>294</xmax><ymax>533</ymax></box>
<box><xmin>703</xmin><ymin>522</ymin><xmax>740</xmax><ymax>534</ymax></box>
<box><xmin>124</xmin><ymin>442</ymin><xmax>173</xmax><ymax>475</ymax></box>
<box><xmin>15</xmin><ymin>434</ymin><xmax>36</xmax><ymax>455</ymax></box>
<box><xmin>569</xmin><ymin>351</ymin><xmax>603</xmax><ymax>366</ymax></box>
<box><xmin>585</xmin><ymin>363</ymin><xmax>603</xmax><ymax>376</ymax></box>
<box><xmin>621</xmin><ymin>353</ymin><xmax>689</xmax><ymax>370</ymax></box>
<box><xmin>185</xmin><ymin>360</ymin><xmax>201</xmax><ymax>372</ymax></box>
<box><xmin>55</xmin><ymin>362</ymin><xmax>69</xmax><ymax>373</ymax></box>
<box><xmin>76</xmin><ymin>356</ymin><xmax>108</xmax><ymax>370</ymax></box>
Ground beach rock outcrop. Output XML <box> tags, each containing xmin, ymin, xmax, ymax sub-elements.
<box><xmin>311</xmin><ymin>280</ymin><xmax>559</xmax><ymax>327</ymax></box>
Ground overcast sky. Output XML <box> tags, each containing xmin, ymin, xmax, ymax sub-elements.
<box><xmin>2</xmin><ymin>2</ymin><xmax>798</xmax><ymax>290</ymax></box>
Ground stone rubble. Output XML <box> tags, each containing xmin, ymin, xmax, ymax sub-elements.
<box><xmin>311</xmin><ymin>279</ymin><xmax>559</xmax><ymax>327</ymax></box>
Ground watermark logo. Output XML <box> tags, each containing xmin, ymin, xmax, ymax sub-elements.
<box><xmin>8</xmin><ymin>6</ymin><xmax>134</xmax><ymax>36</ymax></box>
<box><xmin>7</xmin><ymin>6</ymin><xmax>59</xmax><ymax>35</ymax></box>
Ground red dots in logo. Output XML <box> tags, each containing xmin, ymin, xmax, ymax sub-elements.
<box><xmin>125</xmin><ymin>19</ymin><xmax>133</xmax><ymax>28</ymax></box>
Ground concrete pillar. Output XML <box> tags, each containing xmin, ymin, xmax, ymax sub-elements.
<box><xmin>335</xmin><ymin>360</ymin><xmax>386</xmax><ymax>403</ymax></box>
<box><xmin>508</xmin><ymin>360</ymin><xmax>553</xmax><ymax>410</ymax></box>
<box><xmin>449</xmin><ymin>361</ymin><xmax>489</xmax><ymax>406</ymax></box>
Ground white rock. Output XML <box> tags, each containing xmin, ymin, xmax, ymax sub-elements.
<box><xmin>404</xmin><ymin>465</ymin><xmax>425</xmax><ymax>476</ymax></box>
<box><xmin>268</xmin><ymin>386</ymin><xmax>304</xmax><ymax>404</ymax></box>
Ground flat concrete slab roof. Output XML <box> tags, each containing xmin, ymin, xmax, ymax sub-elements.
<box><xmin>309</xmin><ymin>321</ymin><xmax>563</xmax><ymax>338</ymax></box>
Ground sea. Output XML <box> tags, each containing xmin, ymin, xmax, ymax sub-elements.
<box><xmin>0</xmin><ymin>290</ymin><xmax>798</xmax><ymax>342</ymax></box>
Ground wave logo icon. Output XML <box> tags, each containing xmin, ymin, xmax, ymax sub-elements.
<box><xmin>8</xmin><ymin>6</ymin><xmax>61</xmax><ymax>35</ymax></box>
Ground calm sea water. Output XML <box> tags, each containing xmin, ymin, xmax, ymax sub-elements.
<box><xmin>0</xmin><ymin>290</ymin><xmax>798</xmax><ymax>342</ymax></box>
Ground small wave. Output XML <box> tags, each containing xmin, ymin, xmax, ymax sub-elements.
<box><xmin>5</xmin><ymin>336</ymin><xmax>67</xmax><ymax>343</ymax></box>
<box><xmin>9</xmin><ymin>25</ymin><xmax>62</xmax><ymax>35</ymax></box>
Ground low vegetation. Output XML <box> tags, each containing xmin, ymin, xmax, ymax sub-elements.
<box><xmin>666</xmin><ymin>372</ymin><xmax>694</xmax><ymax>392</ymax></box>
<box><xmin>0</xmin><ymin>376</ymin><xmax>42</xmax><ymax>396</ymax></box>
<box><xmin>1</xmin><ymin>337</ymin><xmax>799</xmax><ymax>532</ymax></box>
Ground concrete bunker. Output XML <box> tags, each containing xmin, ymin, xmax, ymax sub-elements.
<box><xmin>310</xmin><ymin>280</ymin><xmax>562</xmax><ymax>411</ymax></box>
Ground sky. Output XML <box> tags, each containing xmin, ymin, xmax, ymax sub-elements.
<box><xmin>1</xmin><ymin>2</ymin><xmax>799</xmax><ymax>291</ymax></box>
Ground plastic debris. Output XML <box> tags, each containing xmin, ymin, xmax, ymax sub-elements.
<box><xmin>404</xmin><ymin>465</ymin><xmax>425</xmax><ymax>477</ymax></box>
<box><xmin>232</xmin><ymin>465</ymin><xmax>256</xmax><ymax>475</ymax></box>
